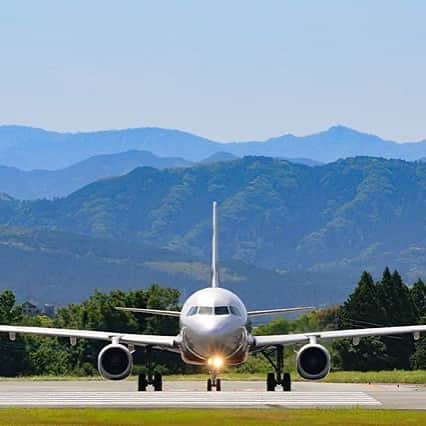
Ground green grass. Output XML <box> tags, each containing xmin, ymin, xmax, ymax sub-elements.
<box><xmin>0</xmin><ymin>409</ymin><xmax>424</xmax><ymax>425</ymax></box>
<box><xmin>325</xmin><ymin>370</ymin><xmax>426</xmax><ymax>384</ymax></box>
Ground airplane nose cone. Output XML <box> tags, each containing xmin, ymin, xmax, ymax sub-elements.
<box><xmin>182</xmin><ymin>317</ymin><xmax>246</xmax><ymax>360</ymax></box>
<box><xmin>197</xmin><ymin>317</ymin><xmax>236</xmax><ymax>336</ymax></box>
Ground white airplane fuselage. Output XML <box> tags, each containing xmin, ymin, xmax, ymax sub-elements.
<box><xmin>179</xmin><ymin>287</ymin><xmax>251</xmax><ymax>366</ymax></box>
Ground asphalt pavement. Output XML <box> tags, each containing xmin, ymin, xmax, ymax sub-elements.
<box><xmin>0</xmin><ymin>380</ymin><xmax>423</xmax><ymax>409</ymax></box>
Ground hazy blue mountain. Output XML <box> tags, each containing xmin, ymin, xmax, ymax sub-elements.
<box><xmin>278</xmin><ymin>157</ymin><xmax>323</xmax><ymax>167</ymax></box>
<box><xmin>201</xmin><ymin>152</ymin><xmax>321</xmax><ymax>167</ymax></box>
<box><xmin>0</xmin><ymin>126</ymin><xmax>218</xmax><ymax>169</ymax></box>
<box><xmin>201</xmin><ymin>152</ymin><xmax>239</xmax><ymax>164</ymax></box>
<box><xmin>1</xmin><ymin>125</ymin><xmax>426</xmax><ymax>170</ymax></box>
<box><xmin>1</xmin><ymin>156</ymin><xmax>426</xmax><ymax>290</ymax></box>
<box><xmin>0</xmin><ymin>149</ymin><xmax>321</xmax><ymax>200</ymax></box>
<box><xmin>0</xmin><ymin>150</ymin><xmax>191</xmax><ymax>200</ymax></box>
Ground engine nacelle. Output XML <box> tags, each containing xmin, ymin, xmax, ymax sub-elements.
<box><xmin>97</xmin><ymin>343</ymin><xmax>133</xmax><ymax>380</ymax></box>
<box><xmin>296</xmin><ymin>343</ymin><xmax>330</xmax><ymax>380</ymax></box>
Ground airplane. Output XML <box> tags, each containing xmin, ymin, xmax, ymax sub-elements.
<box><xmin>0</xmin><ymin>201</ymin><xmax>425</xmax><ymax>392</ymax></box>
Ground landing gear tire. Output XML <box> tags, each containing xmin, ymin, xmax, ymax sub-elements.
<box><xmin>216</xmin><ymin>378</ymin><xmax>221</xmax><ymax>392</ymax></box>
<box><xmin>153</xmin><ymin>373</ymin><xmax>163</xmax><ymax>391</ymax></box>
<box><xmin>262</xmin><ymin>345</ymin><xmax>292</xmax><ymax>392</ymax></box>
<box><xmin>138</xmin><ymin>373</ymin><xmax>148</xmax><ymax>392</ymax></box>
<box><xmin>207</xmin><ymin>378</ymin><xmax>213</xmax><ymax>391</ymax></box>
<box><xmin>282</xmin><ymin>372</ymin><xmax>291</xmax><ymax>392</ymax></box>
<box><xmin>266</xmin><ymin>372</ymin><xmax>276</xmax><ymax>391</ymax></box>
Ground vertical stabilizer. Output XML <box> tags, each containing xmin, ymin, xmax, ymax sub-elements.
<box><xmin>211</xmin><ymin>201</ymin><xmax>219</xmax><ymax>287</ymax></box>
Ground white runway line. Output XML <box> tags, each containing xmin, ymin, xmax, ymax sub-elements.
<box><xmin>0</xmin><ymin>392</ymin><xmax>381</xmax><ymax>407</ymax></box>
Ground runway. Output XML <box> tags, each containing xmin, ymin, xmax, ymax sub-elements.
<box><xmin>0</xmin><ymin>380</ymin><xmax>424</xmax><ymax>409</ymax></box>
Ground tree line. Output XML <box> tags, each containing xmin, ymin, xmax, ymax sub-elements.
<box><xmin>0</xmin><ymin>268</ymin><xmax>424</xmax><ymax>377</ymax></box>
<box><xmin>335</xmin><ymin>268</ymin><xmax>425</xmax><ymax>370</ymax></box>
<box><xmin>0</xmin><ymin>285</ymin><xmax>183</xmax><ymax>376</ymax></box>
<box><xmin>250</xmin><ymin>267</ymin><xmax>426</xmax><ymax>372</ymax></box>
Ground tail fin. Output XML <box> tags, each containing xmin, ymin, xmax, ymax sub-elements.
<box><xmin>211</xmin><ymin>201</ymin><xmax>219</xmax><ymax>288</ymax></box>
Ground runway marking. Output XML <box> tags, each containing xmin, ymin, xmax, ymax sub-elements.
<box><xmin>0</xmin><ymin>392</ymin><xmax>381</xmax><ymax>407</ymax></box>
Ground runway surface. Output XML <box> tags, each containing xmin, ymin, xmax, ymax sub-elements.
<box><xmin>0</xmin><ymin>380</ymin><xmax>424</xmax><ymax>409</ymax></box>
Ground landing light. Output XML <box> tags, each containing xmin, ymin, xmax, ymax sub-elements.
<box><xmin>207</xmin><ymin>355</ymin><xmax>224</xmax><ymax>370</ymax></box>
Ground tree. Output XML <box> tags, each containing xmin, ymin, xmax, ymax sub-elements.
<box><xmin>0</xmin><ymin>290</ymin><xmax>29</xmax><ymax>376</ymax></box>
<box><xmin>334</xmin><ymin>337</ymin><xmax>390</xmax><ymax>371</ymax></box>
<box><xmin>375</xmin><ymin>269</ymin><xmax>416</xmax><ymax>369</ymax></box>
<box><xmin>52</xmin><ymin>285</ymin><xmax>182</xmax><ymax>375</ymax></box>
<box><xmin>334</xmin><ymin>269</ymin><xmax>419</xmax><ymax>370</ymax></box>
<box><xmin>411</xmin><ymin>316</ymin><xmax>426</xmax><ymax>369</ymax></box>
<box><xmin>334</xmin><ymin>271</ymin><xmax>387</xmax><ymax>370</ymax></box>
<box><xmin>338</xmin><ymin>271</ymin><xmax>381</xmax><ymax>329</ymax></box>
<box><xmin>411</xmin><ymin>279</ymin><xmax>426</xmax><ymax>319</ymax></box>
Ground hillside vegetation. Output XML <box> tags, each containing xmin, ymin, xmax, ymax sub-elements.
<box><xmin>0</xmin><ymin>150</ymin><xmax>191</xmax><ymax>199</ymax></box>
<box><xmin>0</xmin><ymin>157</ymin><xmax>426</xmax><ymax>285</ymax></box>
<box><xmin>0</xmin><ymin>226</ymin><xmax>342</xmax><ymax>306</ymax></box>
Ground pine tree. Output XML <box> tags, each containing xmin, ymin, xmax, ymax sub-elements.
<box><xmin>376</xmin><ymin>269</ymin><xmax>416</xmax><ymax>369</ymax></box>
<box><xmin>334</xmin><ymin>271</ymin><xmax>390</xmax><ymax>370</ymax></box>
<box><xmin>335</xmin><ymin>269</ymin><xmax>419</xmax><ymax>370</ymax></box>
<box><xmin>338</xmin><ymin>271</ymin><xmax>381</xmax><ymax>328</ymax></box>
<box><xmin>411</xmin><ymin>315</ymin><xmax>426</xmax><ymax>369</ymax></box>
<box><xmin>411</xmin><ymin>279</ymin><xmax>426</xmax><ymax>320</ymax></box>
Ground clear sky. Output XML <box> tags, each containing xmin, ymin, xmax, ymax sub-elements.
<box><xmin>0</xmin><ymin>0</ymin><xmax>425</xmax><ymax>141</ymax></box>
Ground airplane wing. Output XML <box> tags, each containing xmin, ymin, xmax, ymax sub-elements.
<box><xmin>253</xmin><ymin>324</ymin><xmax>426</xmax><ymax>349</ymax></box>
<box><xmin>115</xmin><ymin>307</ymin><xmax>181</xmax><ymax>317</ymax></box>
<box><xmin>0</xmin><ymin>325</ymin><xmax>177</xmax><ymax>350</ymax></box>
<box><xmin>247</xmin><ymin>306</ymin><xmax>314</xmax><ymax>317</ymax></box>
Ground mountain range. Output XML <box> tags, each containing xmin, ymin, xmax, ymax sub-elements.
<box><xmin>0</xmin><ymin>226</ymin><xmax>345</xmax><ymax>308</ymax></box>
<box><xmin>1</xmin><ymin>125</ymin><xmax>426</xmax><ymax>170</ymax></box>
<box><xmin>0</xmin><ymin>147</ymin><xmax>320</xmax><ymax>200</ymax></box>
<box><xmin>0</xmin><ymin>156</ymin><xmax>425</xmax><ymax>306</ymax></box>
<box><xmin>0</xmin><ymin>150</ymin><xmax>191</xmax><ymax>200</ymax></box>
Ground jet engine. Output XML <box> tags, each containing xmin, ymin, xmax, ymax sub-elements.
<box><xmin>97</xmin><ymin>343</ymin><xmax>133</xmax><ymax>380</ymax></box>
<box><xmin>296</xmin><ymin>343</ymin><xmax>330</xmax><ymax>380</ymax></box>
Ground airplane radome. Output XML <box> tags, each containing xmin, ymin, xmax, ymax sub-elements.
<box><xmin>0</xmin><ymin>202</ymin><xmax>425</xmax><ymax>392</ymax></box>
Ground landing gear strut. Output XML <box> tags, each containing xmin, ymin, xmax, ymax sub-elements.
<box><xmin>261</xmin><ymin>345</ymin><xmax>291</xmax><ymax>391</ymax></box>
<box><xmin>137</xmin><ymin>346</ymin><xmax>163</xmax><ymax>391</ymax></box>
<box><xmin>207</xmin><ymin>371</ymin><xmax>222</xmax><ymax>391</ymax></box>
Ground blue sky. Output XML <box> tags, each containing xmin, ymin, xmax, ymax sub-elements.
<box><xmin>0</xmin><ymin>0</ymin><xmax>425</xmax><ymax>141</ymax></box>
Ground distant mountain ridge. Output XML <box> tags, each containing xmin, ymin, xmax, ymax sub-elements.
<box><xmin>1</xmin><ymin>156</ymin><xmax>426</xmax><ymax>290</ymax></box>
<box><xmin>1</xmin><ymin>124</ymin><xmax>426</xmax><ymax>170</ymax></box>
<box><xmin>0</xmin><ymin>150</ymin><xmax>322</xmax><ymax>200</ymax></box>
<box><xmin>0</xmin><ymin>226</ymin><xmax>345</xmax><ymax>308</ymax></box>
<box><xmin>0</xmin><ymin>150</ymin><xmax>191</xmax><ymax>200</ymax></box>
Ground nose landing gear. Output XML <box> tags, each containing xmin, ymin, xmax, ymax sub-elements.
<box><xmin>207</xmin><ymin>371</ymin><xmax>222</xmax><ymax>391</ymax></box>
<box><xmin>262</xmin><ymin>345</ymin><xmax>291</xmax><ymax>391</ymax></box>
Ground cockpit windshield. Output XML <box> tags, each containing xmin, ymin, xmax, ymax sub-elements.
<box><xmin>214</xmin><ymin>306</ymin><xmax>229</xmax><ymax>315</ymax></box>
<box><xmin>187</xmin><ymin>306</ymin><xmax>198</xmax><ymax>316</ymax></box>
<box><xmin>229</xmin><ymin>306</ymin><xmax>241</xmax><ymax>316</ymax></box>
<box><xmin>198</xmin><ymin>306</ymin><xmax>213</xmax><ymax>315</ymax></box>
<box><xmin>187</xmin><ymin>305</ymin><xmax>241</xmax><ymax>316</ymax></box>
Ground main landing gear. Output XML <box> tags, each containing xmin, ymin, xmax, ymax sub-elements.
<box><xmin>138</xmin><ymin>372</ymin><xmax>163</xmax><ymax>391</ymax></box>
<box><xmin>137</xmin><ymin>346</ymin><xmax>163</xmax><ymax>391</ymax></box>
<box><xmin>261</xmin><ymin>345</ymin><xmax>291</xmax><ymax>391</ymax></box>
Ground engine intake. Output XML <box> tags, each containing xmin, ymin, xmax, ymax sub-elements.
<box><xmin>98</xmin><ymin>343</ymin><xmax>133</xmax><ymax>380</ymax></box>
<box><xmin>296</xmin><ymin>343</ymin><xmax>330</xmax><ymax>380</ymax></box>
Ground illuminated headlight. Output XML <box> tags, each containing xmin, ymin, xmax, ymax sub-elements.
<box><xmin>207</xmin><ymin>355</ymin><xmax>224</xmax><ymax>370</ymax></box>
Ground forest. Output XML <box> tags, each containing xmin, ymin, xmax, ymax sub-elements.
<box><xmin>0</xmin><ymin>268</ymin><xmax>424</xmax><ymax>377</ymax></box>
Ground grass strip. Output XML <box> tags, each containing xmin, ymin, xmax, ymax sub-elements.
<box><xmin>0</xmin><ymin>408</ymin><xmax>425</xmax><ymax>425</ymax></box>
